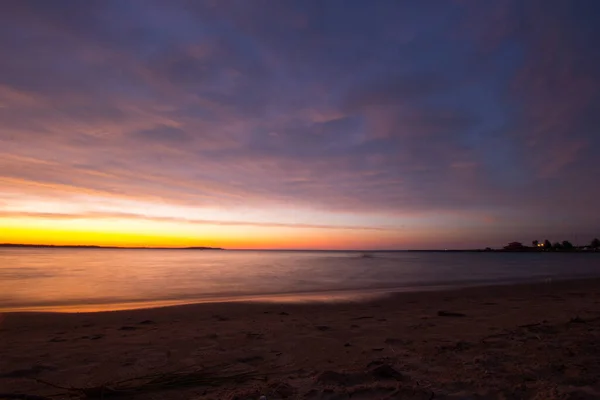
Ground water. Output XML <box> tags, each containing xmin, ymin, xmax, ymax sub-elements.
<box><xmin>1</xmin><ymin>249</ymin><xmax>599</xmax><ymax>312</ymax></box>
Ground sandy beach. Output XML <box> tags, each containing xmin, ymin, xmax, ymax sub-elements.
<box><xmin>2</xmin><ymin>279</ymin><xmax>600</xmax><ymax>399</ymax></box>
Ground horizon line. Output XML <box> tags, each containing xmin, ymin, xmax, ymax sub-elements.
<box><xmin>0</xmin><ymin>243</ymin><xmax>492</xmax><ymax>251</ymax></box>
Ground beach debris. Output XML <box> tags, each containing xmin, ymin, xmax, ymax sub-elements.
<box><xmin>437</xmin><ymin>310</ymin><xmax>466</xmax><ymax>317</ymax></box>
<box><xmin>366</xmin><ymin>359</ymin><xmax>388</xmax><ymax>368</ymax></box>
<box><xmin>518</xmin><ymin>322</ymin><xmax>542</xmax><ymax>328</ymax></box>
<box><xmin>118</xmin><ymin>326</ymin><xmax>138</xmax><ymax>331</ymax></box>
<box><xmin>315</xmin><ymin>325</ymin><xmax>331</xmax><ymax>331</ymax></box>
<box><xmin>138</xmin><ymin>320</ymin><xmax>156</xmax><ymax>325</ymax></box>
<box><xmin>245</xmin><ymin>332</ymin><xmax>264</xmax><ymax>339</ymax></box>
<box><xmin>370</xmin><ymin>364</ymin><xmax>403</xmax><ymax>380</ymax></box>
<box><xmin>278</xmin><ymin>312</ymin><xmax>289</xmax><ymax>316</ymax></box>
<box><xmin>213</xmin><ymin>314</ymin><xmax>229</xmax><ymax>321</ymax></box>
<box><xmin>236</xmin><ymin>355</ymin><xmax>264</xmax><ymax>364</ymax></box>
<box><xmin>79</xmin><ymin>334</ymin><xmax>104</xmax><ymax>340</ymax></box>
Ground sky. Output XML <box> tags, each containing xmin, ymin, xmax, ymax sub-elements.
<box><xmin>1</xmin><ymin>0</ymin><xmax>599</xmax><ymax>249</ymax></box>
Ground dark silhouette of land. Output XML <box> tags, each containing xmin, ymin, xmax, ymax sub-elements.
<box><xmin>498</xmin><ymin>237</ymin><xmax>600</xmax><ymax>252</ymax></box>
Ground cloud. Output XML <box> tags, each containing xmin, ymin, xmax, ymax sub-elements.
<box><xmin>133</xmin><ymin>125</ymin><xmax>192</xmax><ymax>144</ymax></box>
<box><xmin>0</xmin><ymin>210</ymin><xmax>391</xmax><ymax>231</ymax></box>
<box><xmin>344</xmin><ymin>74</ymin><xmax>451</xmax><ymax>111</ymax></box>
<box><xmin>458</xmin><ymin>0</ymin><xmax>600</xmax><ymax>179</ymax></box>
<box><xmin>0</xmin><ymin>0</ymin><xmax>599</xmax><ymax>247</ymax></box>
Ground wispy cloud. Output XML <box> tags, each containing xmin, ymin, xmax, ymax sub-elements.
<box><xmin>0</xmin><ymin>210</ymin><xmax>392</xmax><ymax>231</ymax></box>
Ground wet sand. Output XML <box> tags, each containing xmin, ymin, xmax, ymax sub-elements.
<box><xmin>2</xmin><ymin>279</ymin><xmax>600</xmax><ymax>399</ymax></box>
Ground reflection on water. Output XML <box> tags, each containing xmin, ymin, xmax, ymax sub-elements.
<box><xmin>1</xmin><ymin>249</ymin><xmax>599</xmax><ymax>312</ymax></box>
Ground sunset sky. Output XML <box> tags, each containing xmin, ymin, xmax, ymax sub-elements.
<box><xmin>1</xmin><ymin>0</ymin><xmax>599</xmax><ymax>249</ymax></box>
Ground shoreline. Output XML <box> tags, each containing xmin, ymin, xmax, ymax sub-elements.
<box><xmin>2</xmin><ymin>278</ymin><xmax>600</xmax><ymax>398</ymax></box>
<box><xmin>4</xmin><ymin>275</ymin><xmax>600</xmax><ymax>314</ymax></box>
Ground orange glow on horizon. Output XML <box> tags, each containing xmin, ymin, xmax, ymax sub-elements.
<box><xmin>0</xmin><ymin>217</ymin><xmax>409</xmax><ymax>250</ymax></box>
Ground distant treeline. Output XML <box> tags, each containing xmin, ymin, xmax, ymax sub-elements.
<box><xmin>496</xmin><ymin>238</ymin><xmax>600</xmax><ymax>252</ymax></box>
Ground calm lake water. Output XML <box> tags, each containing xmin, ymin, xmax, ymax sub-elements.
<box><xmin>1</xmin><ymin>249</ymin><xmax>599</xmax><ymax>312</ymax></box>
